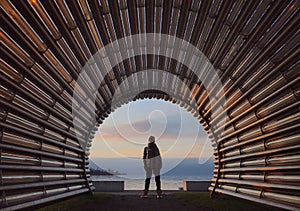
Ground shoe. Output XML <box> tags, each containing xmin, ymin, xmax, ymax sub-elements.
<box><xmin>156</xmin><ymin>190</ymin><xmax>162</xmax><ymax>199</ymax></box>
<box><xmin>140</xmin><ymin>190</ymin><xmax>148</xmax><ymax>198</ymax></box>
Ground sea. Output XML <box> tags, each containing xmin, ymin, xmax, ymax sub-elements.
<box><xmin>90</xmin><ymin>157</ymin><xmax>214</xmax><ymax>190</ymax></box>
<box><xmin>91</xmin><ymin>175</ymin><xmax>212</xmax><ymax>190</ymax></box>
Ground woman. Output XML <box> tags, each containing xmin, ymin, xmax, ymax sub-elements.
<box><xmin>141</xmin><ymin>136</ymin><xmax>162</xmax><ymax>199</ymax></box>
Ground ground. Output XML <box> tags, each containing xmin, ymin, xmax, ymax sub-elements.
<box><xmin>35</xmin><ymin>191</ymin><xmax>279</xmax><ymax>211</ymax></box>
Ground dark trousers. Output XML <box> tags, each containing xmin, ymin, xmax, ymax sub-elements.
<box><xmin>145</xmin><ymin>175</ymin><xmax>161</xmax><ymax>191</ymax></box>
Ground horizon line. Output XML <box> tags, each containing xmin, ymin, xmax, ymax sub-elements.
<box><xmin>89</xmin><ymin>156</ymin><xmax>213</xmax><ymax>159</ymax></box>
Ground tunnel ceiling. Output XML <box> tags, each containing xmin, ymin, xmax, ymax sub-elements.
<box><xmin>0</xmin><ymin>0</ymin><xmax>300</xmax><ymax>210</ymax></box>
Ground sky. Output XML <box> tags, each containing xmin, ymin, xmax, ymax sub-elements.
<box><xmin>90</xmin><ymin>99</ymin><xmax>213</xmax><ymax>160</ymax></box>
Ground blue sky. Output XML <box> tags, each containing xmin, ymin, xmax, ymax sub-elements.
<box><xmin>90</xmin><ymin>99</ymin><xmax>213</xmax><ymax>159</ymax></box>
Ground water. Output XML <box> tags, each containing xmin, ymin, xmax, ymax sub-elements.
<box><xmin>90</xmin><ymin>157</ymin><xmax>214</xmax><ymax>190</ymax></box>
<box><xmin>91</xmin><ymin>175</ymin><xmax>212</xmax><ymax>190</ymax></box>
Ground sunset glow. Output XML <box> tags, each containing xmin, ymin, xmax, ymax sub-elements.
<box><xmin>90</xmin><ymin>99</ymin><xmax>213</xmax><ymax>159</ymax></box>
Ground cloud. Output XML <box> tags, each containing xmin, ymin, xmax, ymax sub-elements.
<box><xmin>131</xmin><ymin>119</ymin><xmax>151</xmax><ymax>133</ymax></box>
<box><xmin>96</xmin><ymin>115</ymin><xmax>206</xmax><ymax>143</ymax></box>
<box><xmin>91</xmin><ymin>99</ymin><xmax>211</xmax><ymax>158</ymax></box>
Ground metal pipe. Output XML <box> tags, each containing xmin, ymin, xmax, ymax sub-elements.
<box><xmin>0</xmin><ymin>179</ymin><xmax>85</xmax><ymax>191</ymax></box>
<box><xmin>210</xmin><ymin>188</ymin><xmax>299</xmax><ymax>210</ymax></box>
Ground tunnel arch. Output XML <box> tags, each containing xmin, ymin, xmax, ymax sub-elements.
<box><xmin>0</xmin><ymin>0</ymin><xmax>299</xmax><ymax>210</ymax></box>
<box><xmin>72</xmin><ymin>33</ymin><xmax>228</xmax><ymax>151</ymax></box>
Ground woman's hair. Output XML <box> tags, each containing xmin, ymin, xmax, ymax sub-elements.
<box><xmin>148</xmin><ymin>136</ymin><xmax>155</xmax><ymax>143</ymax></box>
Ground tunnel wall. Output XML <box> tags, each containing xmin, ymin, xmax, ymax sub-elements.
<box><xmin>0</xmin><ymin>0</ymin><xmax>300</xmax><ymax>210</ymax></box>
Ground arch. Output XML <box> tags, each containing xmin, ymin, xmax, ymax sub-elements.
<box><xmin>0</xmin><ymin>0</ymin><xmax>299</xmax><ymax>210</ymax></box>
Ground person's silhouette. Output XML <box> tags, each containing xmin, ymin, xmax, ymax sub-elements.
<box><xmin>141</xmin><ymin>136</ymin><xmax>162</xmax><ymax>199</ymax></box>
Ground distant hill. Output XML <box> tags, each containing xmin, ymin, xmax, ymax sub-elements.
<box><xmin>163</xmin><ymin>158</ymin><xmax>214</xmax><ymax>178</ymax></box>
<box><xmin>89</xmin><ymin>159</ymin><xmax>104</xmax><ymax>170</ymax></box>
<box><xmin>89</xmin><ymin>159</ymin><xmax>112</xmax><ymax>175</ymax></box>
<box><xmin>91</xmin><ymin>157</ymin><xmax>213</xmax><ymax>178</ymax></box>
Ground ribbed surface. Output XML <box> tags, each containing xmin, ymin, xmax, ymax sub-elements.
<box><xmin>0</xmin><ymin>0</ymin><xmax>299</xmax><ymax>210</ymax></box>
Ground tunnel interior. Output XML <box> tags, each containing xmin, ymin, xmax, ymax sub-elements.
<box><xmin>0</xmin><ymin>0</ymin><xmax>300</xmax><ymax>210</ymax></box>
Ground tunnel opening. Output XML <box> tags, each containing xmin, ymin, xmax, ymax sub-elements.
<box><xmin>89</xmin><ymin>99</ymin><xmax>214</xmax><ymax>191</ymax></box>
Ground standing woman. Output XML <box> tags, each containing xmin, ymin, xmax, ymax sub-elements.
<box><xmin>141</xmin><ymin>136</ymin><xmax>162</xmax><ymax>198</ymax></box>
